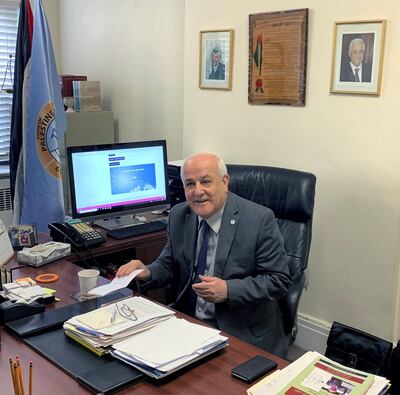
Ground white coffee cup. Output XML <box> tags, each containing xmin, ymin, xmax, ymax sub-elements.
<box><xmin>78</xmin><ymin>269</ymin><xmax>99</xmax><ymax>296</ymax></box>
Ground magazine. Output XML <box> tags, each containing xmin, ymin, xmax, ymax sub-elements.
<box><xmin>278</xmin><ymin>354</ymin><xmax>374</xmax><ymax>395</ymax></box>
<box><xmin>248</xmin><ymin>352</ymin><xmax>389</xmax><ymax>395</ymax></box>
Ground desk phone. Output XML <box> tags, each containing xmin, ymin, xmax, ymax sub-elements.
<box><xmin>49</xmin><ymin>219</ymin><xmax>106</xmax><ymax>248</ymax></box>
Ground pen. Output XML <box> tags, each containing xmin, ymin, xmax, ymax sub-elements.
<box><xmin>111</xmin><ymin>308</ymin><xmax>116</xmax><ymax>323</ymax></box>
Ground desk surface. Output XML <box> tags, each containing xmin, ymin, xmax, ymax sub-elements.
<box><xmin>1</xmin><ymin>233</ymin><xmax>289</xmax><ymax>394</ymax></box>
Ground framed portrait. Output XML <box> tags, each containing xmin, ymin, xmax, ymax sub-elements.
<box><xmin>330</xmin><ymin>20</ymin><xmax>386</xmax><ymax>95</ymax></box>
<box><xmin>199</xmin><ymin>29</ymin><xmax>233</xmax><ymax>90</ymax></box>
<box><xmin>8</xmin><ymin>224</ymin><xmax>38</xmax><ymax>249</ymax></box>
<box><xmin>248</xmin><ymin>9</ymin><xmax>309</xmax><ymax>106</ymax></box>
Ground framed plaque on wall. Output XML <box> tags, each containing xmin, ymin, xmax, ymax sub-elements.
<box><xmin>248</xmin><ymin>9</ymin><xmax>308</xmax><ymax>106</ymax></box>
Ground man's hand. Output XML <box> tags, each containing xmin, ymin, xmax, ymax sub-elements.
<box><xmin>192</xmin><ymin>275</ymin><xmax>228</xmax><ymax>303</ymax></box>
<box><xmin>116</xmin><ymin>260</ymin><xmax>151</xmax><ymax>281</ymax></box>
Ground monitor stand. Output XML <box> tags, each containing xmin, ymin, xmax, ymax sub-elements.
<box><xmin>94</xmin><ymin>214</ymin><xmax>145</xmax><ymax>231</ymax></box>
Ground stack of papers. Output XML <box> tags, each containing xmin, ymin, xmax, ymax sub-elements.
<box><xmin>247</xmin><ymin>351</ymin><xmax>391</xmax><ymax>395</ymax></box>
<box><xmin>2</xmin><ymin>282</ymin><xmax>52</xmax><ymax>303</ymax></box>
<box><xmin>63</xmin><ymin>296</ymin><xmax>174</xmax><ymax>354</ymax></box>
<box><xmin>111</xmin><ymin>316</ymin><xmax>228</xmax><ymax>378</ymax></box>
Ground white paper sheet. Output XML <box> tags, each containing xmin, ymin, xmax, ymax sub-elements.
<box><xmin>88</xmin><ymin>269</ymin><xmax>143</xmax><ymax>296</ymax></box>
<box><xmin>112</xmin><ymin>317</ymin><xmax>223</xmax><ymax>366</ymax></box>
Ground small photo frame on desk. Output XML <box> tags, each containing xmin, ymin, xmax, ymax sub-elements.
<box><xmin>8</xmin><ymin>224</ymin><xmax>38</xmax><ymax>249</ymax></box>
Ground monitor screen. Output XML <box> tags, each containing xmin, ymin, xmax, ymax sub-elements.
<box><xmin>67</xmin><ymin>140</ymin><xmax>169</xmax><ymax>226</ymax></box>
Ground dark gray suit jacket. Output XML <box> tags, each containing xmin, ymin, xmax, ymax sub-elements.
<box><xmin>340</xmin><ymin>61</ymin><xmax>372</xmax><ymax>82</ymax></box>
<box><xmin>146</xmin><ymin>192</ymin><xmax>292</xmax><ymax>352</ymax></box>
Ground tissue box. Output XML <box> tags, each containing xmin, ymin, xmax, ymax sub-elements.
<box><xmin>17</xmin><ymin>242</ymin><xmax>71</xmax><ymax>267</ymax></box>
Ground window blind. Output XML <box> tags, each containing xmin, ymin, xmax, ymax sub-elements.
<box><xmin>0</xmin><ymin>1</ymin><xmax>18</xmax><ymax>164</ymax></box>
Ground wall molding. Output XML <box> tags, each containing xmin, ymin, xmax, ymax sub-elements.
<box><xmin>294</xmin><ymin>314</ymin><xmax>332</xmax><ymax>355</ymax></box>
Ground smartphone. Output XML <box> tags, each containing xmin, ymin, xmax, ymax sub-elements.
<box><xmin>231</xmin><ymin>355</ymin><xmax>278</xmax><ymax>383</ymax></box>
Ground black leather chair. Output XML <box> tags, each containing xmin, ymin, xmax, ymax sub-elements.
<box><xmin>226</xmin><ymin>164</ymin><xmax>316</xmax><ymax>356</ymax></box>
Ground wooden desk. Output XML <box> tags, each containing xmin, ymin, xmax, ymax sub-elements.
<box><xmin>1</xmin><ymin>232</ymin><xmax>289</xmax><ymax>394</ymax></box>
<box><xmin>7</xmin><ymin>228</ymin><xmax>168</xmax><ymax>302</ymax></box>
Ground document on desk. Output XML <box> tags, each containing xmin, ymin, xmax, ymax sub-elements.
<box><xmin>88</xmin><ymin>269</ymin><xmax>143</xmax><ymax>296</ymax></box>
<box><xmin>64</xmin><ymin>296</ymin><xmax>175</xmax><ymax>348</ymax></box>
<box><xmin>111</xmin><ymin>316</ymin><xmax>229</xmax><ymax>378</ymax></box>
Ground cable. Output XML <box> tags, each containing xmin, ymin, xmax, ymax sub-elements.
<box><xmin>170</xmin><ymin>261</ymin><xmax>197</xmax><ymax>308</ymax></box>
<box><xmin>81</xmin><ymin>240</ymin><xmax>107</xmax><ymax>276</ymax></box>
<box><xmin>47</xmin><ymin>224</ymin><xmax>97</xmax><ymax>272</ymax></box>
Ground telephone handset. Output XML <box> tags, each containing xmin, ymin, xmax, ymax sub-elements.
<box><xmin>48</xmin><ymin>219</ymin><xmax>106</xmax><ymax>249</ymax></box>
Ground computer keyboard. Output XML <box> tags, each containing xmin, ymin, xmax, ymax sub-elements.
<box><xmin>107</xmin><ymin>220</ymin><xmax>167</xmax><ymax>240</ymax></box>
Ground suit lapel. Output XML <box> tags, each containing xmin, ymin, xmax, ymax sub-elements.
<box><xmin>214</xmin><ymin>193</ymin><xmax>239</xmax><ymax>278</ymax></box>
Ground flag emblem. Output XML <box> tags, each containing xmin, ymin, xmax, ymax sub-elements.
<box><xmin>36</xmin><ymin>101</ymin><xmax>62</xmax><ymax>179</ymax></box>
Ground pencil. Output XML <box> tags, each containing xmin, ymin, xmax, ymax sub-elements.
<box><xmin>13</xmin><ymin>362</ymin><xmax>20</xmax><ymax>395</ymax></box>
<box><xmin>29</xmin><ymin>361</ymin><xmax>33</xmax><ymax>395</ymax></box>
<box><xmin>17</xmin><ymin>359</ymin><xmax>25</xmax><ymax>395</ymax></box>
<box><xmin>9</xmin><ymin>357</ymin><xmax>17</xmax><ymax>395</ymax></box>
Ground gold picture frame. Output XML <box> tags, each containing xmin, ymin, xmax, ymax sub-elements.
<box><xmin>199</xmin><ymin>29</ymin><xmax>233</xmax><ymax>90</ymax></box>
<box><xmin>330</xmin><ymin>20</ymin><xmax>386</xmax><ymax>95</ymax></box>
<box><xmin>248</xmin><ymin>9</ymin><xmax>309</xmax><ymax>106</ymax></box>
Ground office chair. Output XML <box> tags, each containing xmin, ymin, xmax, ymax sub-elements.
<box><xmin>226</xmin><ymin>164</ymin><xmax>316</xmax><ymax>357</ymax></box>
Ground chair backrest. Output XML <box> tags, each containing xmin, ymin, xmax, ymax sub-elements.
<box><xmin>226</xmin><ymin>164</ymin><xmax>316</xmax><ymax>335</ymax></box>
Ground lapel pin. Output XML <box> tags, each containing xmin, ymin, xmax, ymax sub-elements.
<box><xmin>230</xmin><ymin>219</ymin><xmax>236</xmax><ymax>225</ymax></box>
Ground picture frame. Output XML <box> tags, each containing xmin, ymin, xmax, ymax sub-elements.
<box><xmin>8</xmin><ymin>224</ymin><xmax>38</xmax><ymax>249</ymax></box>
<box><xmin>199</xmin><ymin>29</ymin><xmax>233</xmax><ymax>90</ymax></box>
<box><xmin>248</xmin><ymin>9</ymin><xmax>309</xmax><ymax>106</ymax></box>
<box><xmin>330</xmin><ymin>20</ymin><xmax>386</xmax><ymax>95</ymax></box>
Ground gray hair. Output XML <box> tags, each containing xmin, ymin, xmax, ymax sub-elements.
<box><xmin>348</xmin><ymin>38</ymin><xmax>365</xmax><ymax>55</ymax></box>
<box><xmin>180</xmin><ymin>153</ymin><xmax>228</xmax><ymax>181</ymax></box>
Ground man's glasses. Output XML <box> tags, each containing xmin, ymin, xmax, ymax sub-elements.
<box><xmin>116</xmin><ymin>303</ymin><xmax>137</xmax><ymax>321</ymax></box>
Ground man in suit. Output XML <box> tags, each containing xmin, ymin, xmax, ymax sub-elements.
<box><xmin>208</xmin><ymin>47</ymin><xmax>225</xmax><ymax>80</ymax></box>
<box><xmin>117</xmin><ymin>153</ymin><xmax>292</xmax><ymax>354</ymax></box>
<box><xmin>340</xmin><ymin>38</ymin><xmax>372</xmax><ymax>82</ymax></box>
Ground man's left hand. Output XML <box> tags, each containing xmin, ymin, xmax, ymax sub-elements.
<box><xmin>192</xmin><ymin>276</ymin><xmax>228</xmax><ymax>303</ymax></box>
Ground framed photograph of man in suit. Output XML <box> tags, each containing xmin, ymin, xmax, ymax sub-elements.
<box><xmin>330</xmin><ymin>20</ymin><xmax>386</xmax><ymax>95</ymax></box>
<box><xmin>199</xmin><ymin>29</ymin><xmax>233</xmax><ymax>90</ymax></box>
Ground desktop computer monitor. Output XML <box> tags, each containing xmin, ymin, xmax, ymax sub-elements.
<box><xmin>67</xmin><ymin>140</ymin><xmax>169</xmax><ymax>230</ymax></box>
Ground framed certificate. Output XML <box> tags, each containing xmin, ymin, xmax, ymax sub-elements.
<box><xmin>249</xmin><ymin>9</ymin><xmax>308</xmax><ymax>106</ymax></box>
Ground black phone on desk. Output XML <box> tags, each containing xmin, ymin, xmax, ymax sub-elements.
<box><xmin>231</xmin><ymin>355</ymin><xmax>278</xmax><ymax>383</ymax></box>
<box><xmin>48</xmin><ymin>219</ymin><xmax>106</xmax><ymax>249</ymax></box>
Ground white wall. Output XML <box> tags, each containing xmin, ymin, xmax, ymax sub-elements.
<box><xmin>183</xmin><ymin>0</ymin><xmax>400</xmax><ymax>341</ymax></box>
<box><xmin>57</xmin><ymin>0</ymin><xmax>184</xmax><ymax>160</ymax></box>
<box><xmin>54</xmin><ymin>0</ymin><xmax>400</xmax><ymax>342</ymax></box>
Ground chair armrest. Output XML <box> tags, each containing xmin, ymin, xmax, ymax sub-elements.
<box><xmin>278</xmin><ymin>271</ymin><xmax>306</xmax><ymax>335</ymax></box>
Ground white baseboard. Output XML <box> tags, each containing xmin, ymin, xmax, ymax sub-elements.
<box><xmin>294</xmin><ymin>314</ymin><xmax>331</xmax><ymax>355</ymax></box>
